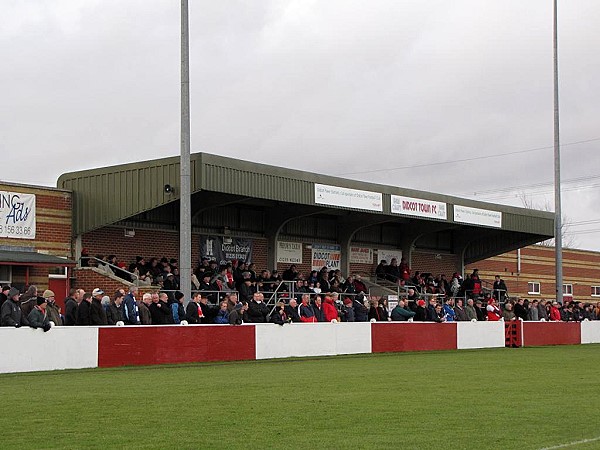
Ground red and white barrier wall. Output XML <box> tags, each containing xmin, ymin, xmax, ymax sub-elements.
<box><xmin>2</xmin><ymin>321</ymin><xmax>600</xmax><ymax>374</ymax></box>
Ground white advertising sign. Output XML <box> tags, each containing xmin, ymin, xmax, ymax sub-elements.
<box><xmin>350</xmin><ymin>247</ymin><xmax>373</xmax><ymax>264</ymax></box>
<box><xmin>0</xmin><ymin>191</ymin><xmax>36</xmax><ymax>239</ymax></box>
<box><xmin>377</xmin><ymin>249</ymin><xmax>402</xmax><ymax>264</ymax></box>
<box><xmin>315</xmin><ymin>184</ymin><xmax>383</xmax><ymax>212</ymax></box>
<box><xmin>277</xmin><ymin>241</ymin><xmax>303</xmax><ymax>264</ymax></box>
<box><xmin>454</xmin><ymin>205</ymin><xmax>502</xmax><ymax>228</ymax></box>
<box><xmin>312</xmin><ymin>243</ymin><xmax>342</xmax><ymax>270</ymax></box>
<box><xmin>391</xmin><ymin>195</ymin><xmax>447</xmax><ymax>220</ymax></box>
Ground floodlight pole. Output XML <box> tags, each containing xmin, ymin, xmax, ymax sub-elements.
<box><xmin>180</xmin><ymin>0</ymin><xmax>192</xmax><ymax>305</ymax></box>
<box><xmin>553</xmin><ymin>0</ymin><xmax>563</xmax><ymax>304</ymax></box>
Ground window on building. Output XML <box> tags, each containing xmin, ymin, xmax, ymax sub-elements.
<box><xmin>563</xmin><ymin>284</ymin><xmax>573</xmax><ymax>296</ymax></box>
<box><xmin>0</xmin><ymin>266</ymin><xmax>11</xmax><ymax>284</ymax></box>
<box><xmin>592</xmin><ymin>286</ymin><xmax>600</xmax><ymax>297</ymax></box>
<box><xmin>528</xmin><ymin>281</ymin><xmax>540</xmax><ymax>295</ymax></box>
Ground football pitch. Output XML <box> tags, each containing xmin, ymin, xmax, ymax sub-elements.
<box><xmin>1</xmin><ymin>345</ymin><xmax>599</xmax><ymax>449</ymax></box>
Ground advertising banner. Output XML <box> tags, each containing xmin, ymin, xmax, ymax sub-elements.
<box><xmin>315</xmin><ymin>184</ymin><xmax>383</xmax><ymax>212</ymax></box>
<box><xmin>0</xmin><ymin>191</ymin><xmax>36</xmax><ymax>239</ymax></box>
<box><xmin>391</xmin><ymin>195</ymin><xmax>447</xmax><ymax>220</ymax></box>
<box><xmin>454</xmin><ymin>205</ymin><xmax>502</xmax><ymax>228</ymax></box>
<box><xmin>312</xmin><ymin>243</ymin><xmax>342</xmax><ymax>270</ymax></box>
<box><xmin>277</xmin><ymin>241</ymin><xmax>303</xmax><ymax>264</ymax></box>
<box><xmin>200</xmin><ymin>236</ymin><xmax>253</xmax><ymax>266</ymax></box>
<box><xmin>350</xmin><ymin>246</ymin><xmax>373</xmax><ymax>264</ymax></box>
<box><xmin>377</xmin><ymin>249</ymin><xmax>402</xmax><ymax>265</ymax></box>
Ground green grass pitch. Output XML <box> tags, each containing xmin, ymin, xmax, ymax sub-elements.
<box><xmin>1</xmin><ymin>345</ymin><xmax>599</xmax><ymax>449</ymax></box>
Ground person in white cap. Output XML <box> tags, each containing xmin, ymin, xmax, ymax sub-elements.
<box><xmin>90</xmin><ymin>288</ymin><xmax>108</xmax><ymax>325</ymax></box>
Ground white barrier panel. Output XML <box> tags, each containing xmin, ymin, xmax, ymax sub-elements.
<box><xmin>456</xmin><ymin>321</ymin><xmax>505</xmax><ymax>350</ymax></box>
<box><xmin>580</xmin><ymin>321</ymin><xmax>600</xmax><ymax>344</ymax></box>
<box><xmin>0</xmin><ymin>327</ymin><xmax>99</xmax><ymax>374</ymax></box>
<box><xmin>255</xmin><ymin>322</ymin><xmax>371</xmax><ymax>360</ymax></box>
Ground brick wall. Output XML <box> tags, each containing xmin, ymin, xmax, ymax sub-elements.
<box><xmin>412</xmin><ymin>250</ymin><xmax>461</xmax><ymax>277</ymax></box>
<box><xmin>73</xmin><ymin>268</ymin><xmax>158</xmax><ymax>297</ymax></box>
<box><xmin>467</xmin><ymin>245</ymin><xmax>600</xmax><ymax>302</ymax></box>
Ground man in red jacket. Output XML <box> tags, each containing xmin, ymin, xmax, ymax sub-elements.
<box><xmin>323</xmin><ymin>296</ymin><xmax>338</xmax><ymax>322</ymax></box>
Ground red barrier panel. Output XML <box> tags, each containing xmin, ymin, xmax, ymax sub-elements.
<box><xmin>98</xmin><ymin>325</ymin><xmax>256</xmax><ymax>368</ymax></box>
<box><xmin>371</xmin><ymin>323</ymin><xmax>457</xmax><ymax>353</ymax></box>
<box><xmin>521</xmin><ymin>322</ymin><xmax>581</xmax><ymax>347</ymax></box>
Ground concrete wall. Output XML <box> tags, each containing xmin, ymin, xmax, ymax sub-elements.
<box><xmin>457</xmin><ymin>321</ymin><xmax>506</xmax><ymax>349</ymax></box>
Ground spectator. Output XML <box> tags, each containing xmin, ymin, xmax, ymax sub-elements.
<box><xmin>225</xmin><ymin>293</ymin><xmax>239</xmax><ymax>312</ymax></box>
<box><xmin>561</xmin><ymin>303</ymin><xmax>573</xmax><ymax>322</ymax></box>
<box><xmin>312</xmin><ymin>295</ymin><xmax>325</xmax><ymax>322</ymax></box>
<box><xmin>431</xmin><ymin>304</ymin><xmax>445</xmax><ymax>322</ymax></box>
<box><xmin>282</xmin><ymin>264</ymin><xmax>298</xmax><ymax>281</ymax></box>
<box><xmin>186</xmin><ymin>292</ymin><xmax>204</xmax><ymax>324</ymax></box>
<box><xmin>238</xmin><ymin>273</ymin><xmax>255</xmax><ymax>304</ymax></box>
<box><xmin>171</xmin><ymin>291</ymin><xmax>186</xmax><ymax>324</ymax></box>
<box><xmin>465</xmin><ymin>298</ymin><xmax>478</xmax><ymax>321</ymax></box>
<box><xmin>454</xmin><ymin>298</ymin><xmax>469</xmax><ymax>321</ymax></box>
<box><xmin>106</xmin><ymin>291</ymin><xmax>125</xmax><ymax>325</ymax></box>
<box><xmin>340</xmin><ymin>298</ymin><xmax>355</xmax><ymax>322</ymax></box>
<box><xmin>27</xmin><ymin>297</ymin><xmax>52</xmax><ymax>331</ymax></box>
<box><xmin>514</xmin><ymin>298</ymin><xmax>528</xmax><ymax>321</ymax></box>
<box><xmin>550</xmin><ymin>301</ymin><xmax>562</xmax><ymax>321</ymax></box>
<box><xmin>149</xmin><ymin>292</ymin><xmax>171</xmax><ymax>325</ymax></box>
<box><xmin>299</xmin><ymin>294</ymin><xmax>316</xmax><ymax>322</ymax></box>
<box><xmin>527</xmin><ymin>300</ymin><xmax>540</xmax><ymax>321</ymax></box>
<box><xmin>414</xmin><ymin>299</ymin><xmax>427</xmax><ymax>321</ymax></box>
<box><xmin>75</xmin><ymin>293</ymin><xmax>93</xmax><ymax>325</ymax></box>
<box><xmin>42</xmin><ymin>290</ymin><xmax>62</xmax><ymax>326</ymax></box>
<box><xmin>123</xmin><ymin>287</ymin><xmax>141</xmax><ymax>325</ymax></box>
<box><xmin>64</xmin><ymin>289</ymin><xmax>83</xmax><ymax>326</ymax></box>
<box><xmin>443</xmin><ymin>298</ymin><xmax>456</xmax><ymax>322</ymax></box>
<box><xmin>247</xmin><ymin>292</ymin><xmax>269</xmax><ymax>323</ymax></box>
<box><xmin>385</xmin><ymin>258</ymin><xmax>401</xmax><ymax>283</ymax></box>
<box><xmin>137</xmin><ymin>293</ymin><xmax>152</xmax><ymax>324</ymax></box>
<box><xmin>90</xmin><ymin>288</ymin><xmax>108</xmax><ymax>325</ymax></box>
<box><xmin>158</xmin><ymin>292</ymin><xmax>174</xmax><ymax>324</ymax></box>
<box><xmin>284</xmin><ymin>298</ymin><xmax>301</xmax><ymax>323</ymax></box>
<box><xmin>229</xmin><ymin>301</ymin><xmax>247</xmax><ymax>325</ymax></box>
<box><xmin>426</xmin><ymin>298</ymin><xmax>438</xmax><ymax>321</ymax></box>
<box><xmin>391</xmin><ymin>300</ymin><xmax>416</xmax><ymax>321</ymax></box>
<box><xmin>375</xmin><ymin>260</ymin><xmax>387</xmax><ymax>280</ymax></box>
<box><xmin>19</xmin><ymin>285</ymin><xmax>38</xmax><ymax>318</ymax></box>
<box><xmin>502</xmin><ymin>302</ymin><xmax>516</xmax><ymax>321</ymax></box>
<box><xmin>214</xmin><ymin>301</ymin><xmax>230</xmax><ymax>324</ymax></box>
<box><xmin>162</xmin><ymin>273</ymin><xmax>179</xmax><ymax>300</ymax></box>
<box><xmin>322</xmin><ymin>295</ymin><xmax>338</xmax><ymax>322</ymax></box>
<box><xmin>475</xmin><ymin>299</ymin><xmax>487</xmax><ymax>321</ymax></box>
<box><xmin>198</xmin><ymin>294</ymin><xmax>218</xmax><ymax>324</ymax></box>
<box><xmin>493</xmin><ymin>275</ymin><xmax>508</xmax><ymax>302</ymax></box>
<box><xmin>538</xmin><ymin>300</ymin><xmax>549</xmax><ymax>321</ymax></box>
<box><xmin>270</xmin><ymin>301</ymin><xmax>291</xmax><ymax>325</ymax></box>
<box><xmin>450</xmin><ymin>274</ymin><xmax>461</xmax><ymax>298</ymax></box>
<box><xmin>319</xmin><ymin>272</ymin><xmax>331</xmax><ymax>293</ymax></box>
<box><xmin>0</xmin><ymin>285</ymin><xmax>10</xmax><ymax>310</ymax></box>
<box><xmin>1</xmin><ymin>287</ymin><xmax>29</xmax><ymax>327</ymax></box>
<box><xmin>486</xmin><ymin>298</ymin><xmax>502</xmax><ymax>321</ymax></box>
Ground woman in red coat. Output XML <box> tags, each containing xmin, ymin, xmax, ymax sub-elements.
<box><xmin>549</xmin><ymin>301</ymin><xmax>562</xmax><ymax>321</ymax></box>
<box><xmin>323</xmin><ymin>296</ymin><xmax>339</xmax><ymax>322</ymax></box>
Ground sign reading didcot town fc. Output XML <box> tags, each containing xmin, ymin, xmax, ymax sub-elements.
<box><xmin>312</xmin><ymin>243</ymin><xmax>342</xmax><ymax>271</ymax></box>
<box><xmin>315</xmin><ymin>184</ymin><xmax>383</xmax><ymax>212</ymax></box>
<box><xmin>350</xmin><ymin>246</ymin><xmax>373</xmax><ymax>264</ymax></box>
<box><xmin>277</xmin><ymin>241</ymin><xmax>303</xmax><ymax>264</ymax></box>
<box><xmin>454</xmin><ymin>205</ymin><xmax>502</xmax><ymax>228</ymax></box>
<box><xmin>390</xmin><ymin>195</ymin><xmax>447</xmax><ymax>220</ymax></box>
<box><xmin>0</xmin><ymin>191</ymin><xmax>36</xmax><ymax>239</ymax></box>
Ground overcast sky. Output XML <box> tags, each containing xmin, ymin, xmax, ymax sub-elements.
<box><xmin>2</xmin><ymin>1</ymin><xmax>599</xmax><ymax>250</ymax></box>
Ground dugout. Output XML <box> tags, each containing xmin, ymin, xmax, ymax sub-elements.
<box><xmin>57</xmin><ymin>153</ymin><xmax>554</xmax><ymax>281</ymax></box>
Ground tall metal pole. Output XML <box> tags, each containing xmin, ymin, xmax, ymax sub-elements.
<box><xmin>553</xmin><ymin>0</ymin><xmax>563</xmax><ymax>304</ymax></box>
<box><xmin>180</xmin><ymin>0</ymin><xmax>192</xmax><ymax>304</ymax></box>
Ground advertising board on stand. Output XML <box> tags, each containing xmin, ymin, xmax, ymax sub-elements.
<box><xmin>276</xmin><ymin>241</ymin><xmax>303</xmax><ymax>264</ymax></box>
<box><xmin>454</xmin><ymin>205</ymin><xmax>502</xmax><ymax>228</ymax></box>
<box><xmin>350</xmin><ymin>246</ymin><xmax>373</xmax><ymax>264</ymax></box>
<box><xmin>0</xmin><ymin>191</ymin><xmax>36</xmax><ymax>239</ymax></box>
<box><xmin>315</xmin><ymin>184</ymin><xmax>383</xmax><ymax>212</ymax></box>
<box><xmin>312</xmin><ymin>243</ymin><xmax>342</xmax><ymax>271</ymax></box>
<box><xmin>391</xmin><ymin>195</ymin><xmax>447</xmax><ymax>220</ymax></box>
<box><xmin>200</xmin><ymin>236</ymin><xmax>253</xmax><ymax>266</ymax></box>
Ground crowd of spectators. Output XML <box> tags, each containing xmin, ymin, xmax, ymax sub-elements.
<box><xmin>6</xmin><ymin>255</ymin><xmax>600</xmax><ymax>330</ymax></box>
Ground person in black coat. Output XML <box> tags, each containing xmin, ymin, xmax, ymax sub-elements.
<box><xmin>414</xmin><ymin>300</ymin><xmax>428</xmax><ymax>321</ymax></box>
<box><xmin>247</xmin><ymin>293</ymin><xmax>269</xmax><ymax>323</ymax></box>
<box><xmin>270</xmin><ymin>302</ymin><xmax>291</xmax><ymax>325</ymax></box>
<box><xmin>311</xmin><ymin>296</ymin><xmax>325</xmax><ymax>322</ymax></box>
<box><xmin>76</xmin><ymin>293</ymin><xmax>93</xmax><ymax>325</ymax></box>
<box><xmin>149</xmin><ymin>293</ymin><xmax>172</xmax><ymax>325</ymax></box>
<box><xmin>352</xmin><ymin>294</ymin><xmax>369</xmax><ymax>322</ymax></box>
<box><xmin>186</xmin><ymin>293</ymin><xmax>203</xmax><ymax>324</ymax></box>
<box><xmin>90</xmin><ymin>289</ymin><xmax>108</xmax><ymax>325</ymax></box>
<box><xmin>106</xmin><ymin>292</ymin><xmax>125</xmax><ymax>325</ymax></box>
<box><xmin>284</xmin><ymin>299</ymin><xmax>301</xmax><ymax>322</ymax></box>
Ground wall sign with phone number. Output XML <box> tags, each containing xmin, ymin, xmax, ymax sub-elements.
<box><xmin>0</xmin><ymin>191</ymin><xmax>36</xmax><ymax>240</ymax></box>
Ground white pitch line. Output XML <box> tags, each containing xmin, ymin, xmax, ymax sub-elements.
<box><xmin>540</xmin><ymin>436</ymin><xmax>600</xmax><ymax>450</ymax></box>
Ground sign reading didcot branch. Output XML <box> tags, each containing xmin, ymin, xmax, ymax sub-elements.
<box><xmin>312</xmin><ymin>243</ymin><xmax>341</xmax><ymax>270</ymax></box>
<box><xmin>200</xmin><ymin>235</ymin><xmax>253</xmax><ymax>266</ymax></box>
<box><xmin>0</xmin><ymin>191</ymin><xmax>36</xmax><ymax>239</ymax></box>
<box><xmin>350</xmin><ymin>247</ymin><xmax>373</xmax><ymax>264</ymax></box>
<box><xmin>277</xmin><ymin>241</ymin><xmax>302</xmax><ymax>264</ymax></box>
<box><xmin>391</xmin><ymin>195</ymin><xmax>447</xmax><ymax>220</ymax></box>
<box><xmin>454</xmin><ymin>205</ymin><xmax>502</xmax><ymax>228</ymax></box>
<box><xmin>315</xmin><ymin>184</ymin><xmax>383</xmax><ymax>212</ymax></box>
